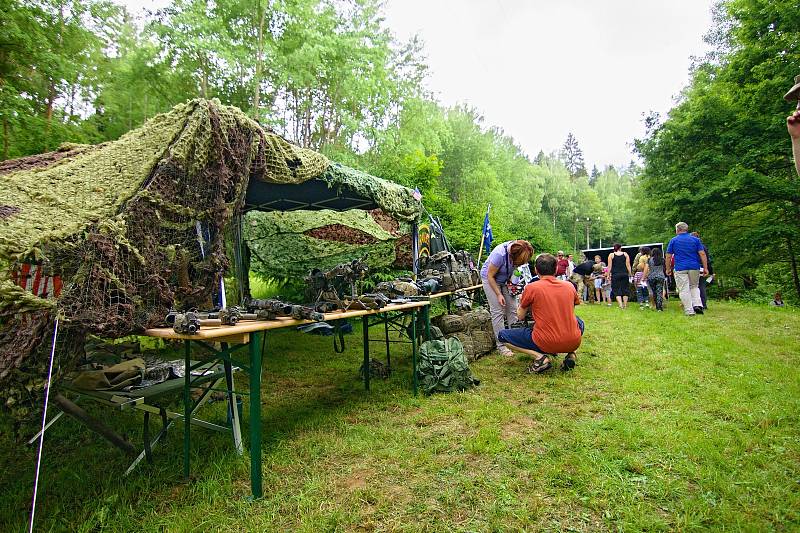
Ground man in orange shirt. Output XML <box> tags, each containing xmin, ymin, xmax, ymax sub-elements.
<box><xmin>498</xmin><ymin>253</ymin><xmax>584</xmax><ymax>373</ymax></box>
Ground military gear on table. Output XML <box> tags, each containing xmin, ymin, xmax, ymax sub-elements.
<box><xmin>418</xmin><ymin>250</ymin><xmax>480</xmax><ymax>292</ymax></box>
<box><xmin>417</xmin><ymin>338</ymin><xmax>479</xmax><ymax>394</ymax></box>
<box><xmin>375</xmin><ymin>280</ymin><xmax>419</xmax><ymax>297</ymax></box>
<box><xmin>452</xmin><ymin>290</ymin><xmax>472</xmax><ymax>312</ymax></box>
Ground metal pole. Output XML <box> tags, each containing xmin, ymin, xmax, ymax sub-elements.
<box><xmin>362</xmin><ymin>315</ymin><xmax>370</xmax><ymax>391</ymax></box>
<box><xmin>183</xmin><ymin>339</ymin><xmax>191</xmax><ymax>480</ymax></box>
<box><xmin>585</xmin><ymin>218</ymin><xmax>590</xmax><ymax>250</ymax></box>
<box><xmin>249</xmin><ymin>331</ymin><xmax>263</xmax><ymax>498</ymax></box>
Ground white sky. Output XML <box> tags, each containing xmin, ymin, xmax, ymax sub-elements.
<box><xmin>383</xmin><ymin>0</ymin><xmax>715</xmax><ymax>168</ymax></box>
<box><xmin>120</xmin><ymin>0</ymin><xmax>715</xmax><ymax>168</ymax></box>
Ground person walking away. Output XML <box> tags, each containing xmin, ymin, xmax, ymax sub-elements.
<box><xmin>665</xmin><ymin>222</ymin><xmax>708</xmax><ymax>316</ymax></box>
<box><xmin>569</xmin><ymin>256</ymin><xmax>596</xmax><ymax>303</ymax></box>
<box><xmin>636</xmin><ymin>246</ymin><xmax>653</xmax><ymax>307</ymax></box>
<box><xmin>642</xmin><ymin>247</ymin><xmax>666</xmax><ymax>311</ymax></box>
<box><xmin>498</xmin><ymin>253</ymin><xmax>584</xmax><ymax>373</ymax></box>
<box><xmin>634</xmin><ymin>269</ymin><xmax>648</xmax><ymax>309</ymax></box>
<box><xmin>481</xmin><ymin>240</ymin><xmax>534</xmax><ymax>356</ymax></box>
<box><xmin>592</xmin><ymin>255</ymin><xmax>606</xmax><ymax>304</ymax></box>
<box><xmin>555</xmin><ymin>251</ymin><xmax>569</xmax><ymax>280</ymax></box>
<box><xmin>607</xmin><ymin>243</ymin><xmax>632</xmax><ymax>309</ymax></box>
<box><xmin>691</xmin><ymin>231</ymin><xmax>711</xmax><ymax>309</ymax></box>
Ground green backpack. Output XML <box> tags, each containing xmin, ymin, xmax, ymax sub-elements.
<box><xmin>417</xmin><ymin>337</ymin><xmax>480</xmax><ymax>394</ymax></box>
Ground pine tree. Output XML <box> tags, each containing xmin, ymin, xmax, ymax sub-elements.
<box><xmin>589</xmin><ymin>164</ymin><xmax>599</xmax><ymax>185</ymax></box>
<box><xmin>560</xmin><ymin>132</ymin><xmax>587</xmax><ymax>179</ymax></box>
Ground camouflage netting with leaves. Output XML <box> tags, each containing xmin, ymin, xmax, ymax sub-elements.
<box><xmin>244</xmin><ymin>208</ymin><xmax>412</xmax><ymax>279</ymax></box>
<box><xmin>0</xmin><ymin>98</ymin><xmax>420</xmax><ymax>420</ymax></box>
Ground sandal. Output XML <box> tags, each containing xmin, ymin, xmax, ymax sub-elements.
<box><xmin>526</xmin><ymin>355</ymin><xmax>551</xmax><ymax>374</ymax></box>
<box><xmin>562</xmin><ymin>352</ymin><xmax>577</xmax><ymax>371</ymax></box>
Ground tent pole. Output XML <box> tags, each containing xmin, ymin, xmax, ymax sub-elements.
<box><xmin>411</xmin><ymin>220</ymin><xmax>419</xmax><ymax>277</ymax></box>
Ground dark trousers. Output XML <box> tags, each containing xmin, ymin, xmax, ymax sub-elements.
<box><xmin>698</xmin><ymin>277</ymin><xmax>707</xmax><ymax>308</ymax></box>
<box><xmin>648</xmin><ymin>278</ymin><xmax>665</xmax><ymax>310</ymax></box>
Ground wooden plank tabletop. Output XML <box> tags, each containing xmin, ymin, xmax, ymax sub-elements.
<box><xmin>144</xmin><ymin>300</ymin><xmax>431</xmax><ymax>341</ymax></box>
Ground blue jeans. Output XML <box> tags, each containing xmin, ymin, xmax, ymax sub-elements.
<box><xmin>498</xmin><ymin>317</ymin><xmax>585</xmax><ymax>353</ymax></box>
<box><xmin>636</xmin><ymin>285</ymin><xmax>649</xmax><ymax>305</ymax></box>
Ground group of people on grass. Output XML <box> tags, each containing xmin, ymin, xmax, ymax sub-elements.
<box><xmin>478</xmin><ymin>221</ymin><xmax>712</xmax><ymax>374</ymax></box>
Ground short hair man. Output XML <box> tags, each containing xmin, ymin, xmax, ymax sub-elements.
<box><xmin>665</xmin><ymin>222</ymin><xmax>708</xmax><ymax>316</ymax></box>
<box><xmin>497</xmin><ymin>253</ymin><xmax>584</xmax><ymax>373</ymax></box>
<box><xmin>555</xmin><ymin>251</ymin><xmax>569</xmax><ymax>280</ymax></box>
<box><xmin>569</xmin><ymin>256</ymin><xmax>596</xmax><ymax>302</ymax></box>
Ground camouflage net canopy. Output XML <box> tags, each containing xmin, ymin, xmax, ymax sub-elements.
<box><xmin>0</xmin><ymin>98</ymin><xmax>420</xmax><ymax>418</ymax></box>
<box><xmin>245</xmin><ymin>208</ymin><xmax>412</xmax><ymax>279</ymax></box>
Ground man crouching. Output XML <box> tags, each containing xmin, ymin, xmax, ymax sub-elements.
<box><xmin>497</xmin><ymin>253</ymin><xmax>585</xmax><ymax>373</ymax></box>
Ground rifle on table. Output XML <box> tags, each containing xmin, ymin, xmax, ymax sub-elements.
<box><xmin>165</xmin><ymin>301</ymin><xmax>323</xmax><ymax>335</ymax></box>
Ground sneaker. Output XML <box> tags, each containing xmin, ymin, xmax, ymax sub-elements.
<box><xmin>693</xmin><ymin>306</ymin><xmax>704</xmax><ymax>315</ymax></box>
<box><xmin>561</xmin><ymin>352</ymin><xmax>577</xmax><ymax>371</ymax></box>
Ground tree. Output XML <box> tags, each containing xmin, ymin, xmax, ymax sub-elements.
<box><xmin>634</xmin><ymin>0</ymin><xmax>800</xmax><ymax>298</ymax></box>
<box><xmin>560</xmin><ymin>132</ymin><xmax>587</xmax><ymax>179</ymax></box>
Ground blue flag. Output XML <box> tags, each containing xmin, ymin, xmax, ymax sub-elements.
<box><xmin>482</xmin><ymin>210</ymin><xmax>493</xmax><ymax>254</ymax></box>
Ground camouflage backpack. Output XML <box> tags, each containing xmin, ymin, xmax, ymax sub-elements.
<box><xmin>417</xmin><ymin>337</ymin><xmax>480</xmax><ymax>394</ymax></box>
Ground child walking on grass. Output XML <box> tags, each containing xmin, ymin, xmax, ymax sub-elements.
<box><xmin>634</xmin><ymin>270</ymin><xmax>649</xmax><ymax>309</ymax></box>
<box><xmin>643</xmin><ymin>248</ymin><xmax>666</xmax><ymax>311</ymax></box>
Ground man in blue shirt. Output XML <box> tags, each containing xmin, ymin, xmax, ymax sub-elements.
<box><xmin>666</xmin><ymin>222</ymin><xmax>709</xmax><ymax>316</ymax></box>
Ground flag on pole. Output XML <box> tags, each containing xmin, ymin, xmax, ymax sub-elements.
<box><xmin>412</xmin><ymin>187</ymin><xmax>422</xmax><ymax>201</ymax></box>
<box><xmin>482</xmin><ymin>208</ymin><xmax>493</xmax><ymax>254</ymax></box>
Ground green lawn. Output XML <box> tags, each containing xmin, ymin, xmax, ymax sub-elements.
<box><xmin>1</xmin><ymin>301</ymin><xmax>799</xmax><ymax>532</ymax></box>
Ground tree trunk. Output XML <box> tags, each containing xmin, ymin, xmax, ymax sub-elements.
<box><xmin>787</xmin><ymin>237</ymin><xmax>800</xmax><ymax>299</ymax></box>
<box><xmin>52</xmin><ymin>394</ymin><xmax>137</xmax><ymax>456</ymax></box>
<box><xmin>252</xmin><ymin>1</ymin><xmax>266</xmax><ymax>120</ymax></box>
<box><xmin>44</xmin><ymin>83</ymin><xmax>55</xmax><ymax>151</ymax></box>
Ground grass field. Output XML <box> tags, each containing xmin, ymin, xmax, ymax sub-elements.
<box><xmin>1</xmin><ymin>300</ymin><xmax>799</xmax><ymax>532</ymax></box>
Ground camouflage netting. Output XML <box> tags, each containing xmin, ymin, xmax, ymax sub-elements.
<box><xmin>244</xmin><ymin>208</ymin><xmax>412</xmax><ymax>279</ymax></box>
<box><xmin>0</xmin><ymin>98</ymin><xmax>420</xmax><ymax>419</ymax></box>
<box><xmin>320</xmin><ymin>163</ymin><xmax>420</xmax><ymax>222</ymax></box>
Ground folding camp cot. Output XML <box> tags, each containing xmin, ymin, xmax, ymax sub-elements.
<box><xmin>29</xmin><ymin>361</ymin><xmax>242</xmax><ymax>476</ymax></box>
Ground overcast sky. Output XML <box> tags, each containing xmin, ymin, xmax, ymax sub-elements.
<box><xmin>383</xmin><ymin>0</ymin><xmax>715</xmax><ymax>169</ymax></box>
<box><xmin>120</xmin><ymin>0</ymin><xmax>715</xmax><ymax>168</ymax></box>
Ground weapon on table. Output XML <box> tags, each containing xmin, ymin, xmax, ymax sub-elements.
<box><xmin>244</xmin><ymin>298</ymin><xmax>324</xmax><ymax>322</ymax></box>
<box><xmin>305</xmin><ymin>258</ymin><xmax>370</xmax><ymax>309</ymax></box>
<box><xmin>165</xmin><ymin>301</ymin><xmax>323</xmax><ymax>335</ymax></box>
<box><xmin>343</xmin><ymin>293</ymin><xmax>391</xmax><ymax>310</ymax></box>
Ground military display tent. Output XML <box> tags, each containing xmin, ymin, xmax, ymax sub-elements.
<box><xmin>0</xmin><ymin>98</ymin><xmax>421</xmax><ymax>416</ymax></box>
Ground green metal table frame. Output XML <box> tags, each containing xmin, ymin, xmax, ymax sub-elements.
<box><xmin>176</xmin><ymin>302</ymin><xmax>431</xmax><ymax>499</ymax></box>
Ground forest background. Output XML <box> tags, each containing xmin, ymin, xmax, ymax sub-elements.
<box><xmin>1</xmin><ymin>0</ymin><xmax>798</xmax><ymax>301</ymax></box>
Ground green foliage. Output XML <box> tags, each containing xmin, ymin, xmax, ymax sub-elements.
<box><xmin>634</xmin><ymin>0</ymin><xmax>800</xmax><ymax>298</ymax></box>
<box><xmin>1</xmin><ymin>0</ymin><xmax>638</xmax><ymax>263</ymax></box>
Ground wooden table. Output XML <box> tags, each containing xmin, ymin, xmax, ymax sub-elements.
<box><xmin>143</xmin><ymin>300</ymin><xmax>431</xmax><ymax>499</ymax></box>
